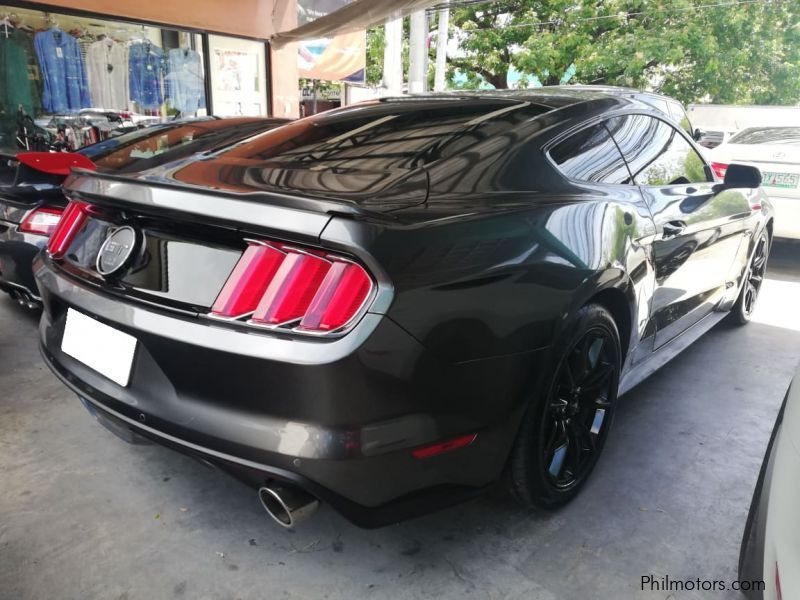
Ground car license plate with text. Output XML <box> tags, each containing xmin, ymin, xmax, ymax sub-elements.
<box><xmin>762</xmin><ymin>171</ymin><xmax>799</xmax><ymax>189</ymax></box>
<box><xmin>61</xmin><ymin>309</ymin><xmax>137</xmax><ymax>387</ymax></box>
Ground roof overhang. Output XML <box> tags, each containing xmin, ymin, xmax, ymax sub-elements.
<box><xmin>271</xmin><ymin>0</ymin><xmax>437</xmax><ymax>44</ymax></box>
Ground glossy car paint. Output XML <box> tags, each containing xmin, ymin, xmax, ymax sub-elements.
<box><xmin>35</xmin><ymin>90</ymin><xmax>772</xmax><ymax>526</ymax></box>
<box><xmin>739</xmin><ymin>368</ymin><xmax>800</xmax><ymax>600</ymax></box>
<box><xmin>0</xmin><ymin>117</ymin><xmax>289</xmax><ymax>300</ymax></box>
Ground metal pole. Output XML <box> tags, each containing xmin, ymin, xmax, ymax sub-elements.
<box><xmin>408</xmin><ymin>10</ymin><xmax>427</xmax><ymax>94</ymax></box>
<box><xmin>312</xmin><ymin>78</ymin><xmax>318</xmax><ymax>115</ymax></box>
<box><xmin>434</xmin><ymin>1</ymin><xmax>449</xmax><ymax>92</ymax></box>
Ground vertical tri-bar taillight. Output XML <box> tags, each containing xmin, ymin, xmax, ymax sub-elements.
<box><xmin>211</xmin><ymin>240</ymin><xmax>374</xmax><ymax>334</ymax></box>
<box><xmin>46</xmin><ymin>201</ymin><xmax>91</xmax><ymax>259</ymax></box>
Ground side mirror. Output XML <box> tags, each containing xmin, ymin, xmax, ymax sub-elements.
<box><xmin>721</xmin><ymin>163</ymin><xmax>762</xmax><ymax>190</ymax></box>
<box><xmin>693</xmin><ymin>127</ymin><xmax>706</xmax><ymax>142</ymax></box>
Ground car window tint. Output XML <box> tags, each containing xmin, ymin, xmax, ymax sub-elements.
<box><xmin>216</xmin><ymin>99</ymin><xmax>552</xmax><ymax>172</ymax></box>
<box><xmin>549</xmin><ymin>122</ymin><xmax>631</xmax><ymax>184</ymax></box>
<box><xmin>667</xmin><ymin>101</ymin><xmax>692</xmax><ymax>135</ymax></box>
<box><xmin>85</xmin><ymin>119</ymin><xmax>271</xmax><ymax>172</ymax></box>
<box><xmin>607</xmin><ymin>115</ymin><xmax>711</xmax><ymax>186</ymax></box>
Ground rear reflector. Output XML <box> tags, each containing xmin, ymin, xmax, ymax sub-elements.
<box><xmin>710</xmin><ymin>161</ymin><xmax>728</xmax><ymax>180</ymax></box>
<box><xmin>16</xmin><ymin>151</ymin><xmax>96</xmax><ymax>176</ymax></box>
<box><xmin>47</xmin><ymin>201</ymin><xmax>90</xmax><ymax>259</ymax></box>
<box><xmin>211</xmin><ymin>239</ymin><xmax>374</xmax><ymax>334</ymax></box>
<box><xmin>19</xmin><ymin>206</ymin><xmax>64</xmax><ymax>236</ymax></box>
<box><xmin>411</xmin><ymin>434</ymin><xmax>477</xmax><ymax>459</ymax></box>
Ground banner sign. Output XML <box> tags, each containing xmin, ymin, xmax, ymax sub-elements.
<box><xmin>297</xmin><ymin>0</ymin><xmax>366</xmax><ymax>83</ymax></box>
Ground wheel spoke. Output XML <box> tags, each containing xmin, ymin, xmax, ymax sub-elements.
<box><xmin>580</xmin><ymin>362</ymin><xmax>613</xmax><ymax>397</ymax></box>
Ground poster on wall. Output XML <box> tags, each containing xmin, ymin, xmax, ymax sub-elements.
<box><xmin>214</xmin><ymin>49</ymin><xmax>259</xmax><ymax>93</ymax></box>
<box><xmin>297</xmin><ymin>0</ymin><xmax>365</xmax><ymax>83</ymax></box>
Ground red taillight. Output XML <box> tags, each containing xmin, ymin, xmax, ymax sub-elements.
<box><xmin>211</xmin><ymin>243</ymin><xmax>285</xmax><ymax>317</ymax></box>
<box><xmin>19</xmin><ymin>206</ymin><xmax>63</xmax><ymax>236</ymax></box>
<box><xmin>252</xmin><ymin>251</ymin><xmax>331</xmax><ymax>325</ymax></box>
<box><xmin>411</xmin><ymin>434</ymin><xmax>477</xmax><ymax>459</ymax></box>
<box><xmin>776</xmin><ymin>562</ymin><xmax>782</xmax><ymax>600</ymax></box>
<box><xmin>212</xmin><ymin>239</ymin><xmax>374</xmax><ymax>334</ymax></box>
<box><xmin>710</xmin><ymin>161</ymin><xmax>729</xmax><ymax>180</ymax></box>
<box><xmin>298</xmin><ymin>260</ymin><xmax>372</xmax><ymax>331</ymax></box>
<box><xmin>46</xmin><ymin>201</ymin><xmax>90</xmax><ymax>259</ymax></box>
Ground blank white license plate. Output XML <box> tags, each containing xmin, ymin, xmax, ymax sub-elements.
<box><xmin>61</xmin><ymin>309</ymin><xmax>137</xmax><ymax>387</ymax></box>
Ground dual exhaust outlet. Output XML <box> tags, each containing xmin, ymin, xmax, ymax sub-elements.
<box><xmin>258</xmin><ymin>483</ymin><xmax>319</xmax><ymax>528</ymax></box>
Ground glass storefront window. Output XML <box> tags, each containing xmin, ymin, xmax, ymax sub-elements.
<box><xmin>0</xmin><ymin>5</ymin><xmax>208</xmax><ymax>153</ymax></box>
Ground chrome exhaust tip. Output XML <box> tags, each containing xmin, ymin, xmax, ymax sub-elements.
<box><xmin>258</xmin><ymin>483</ymin><xmax>319</xmax><ymax>528</ymax></box>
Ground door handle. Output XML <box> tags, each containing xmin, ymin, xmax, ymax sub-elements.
<box><xmin>662</xmin><ymin>221</ymin><xmax>686</xmax><ymax>238</ymax></box>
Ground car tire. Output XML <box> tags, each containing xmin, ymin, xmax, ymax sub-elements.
<box><xmin>729</xmin><ymin>230</ymin><xmax>770</xmax><ymax>326</ymax></box>
<box><xmin>508</xmin><ymin>303</ymin><xmax>622</xmax><ymax>509</ymax></box>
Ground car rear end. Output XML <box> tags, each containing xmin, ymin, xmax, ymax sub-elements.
<box><xmin>34</xmin><ymin>170</ymin><xmax>517</xmax><ymax>527</ymax></box>
<box><xmin>0</xmin><ymin>153</ymin><xmax>77</xmax><ymax>305</ymax></box>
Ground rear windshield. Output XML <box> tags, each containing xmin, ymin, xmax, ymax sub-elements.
<box><xmin>213</xmin><ymin>98</ymin><xmax>552</xmax><ymax>172</ymax></box>
<box><xmin>81</xmin><ymin>118</ymin><xmax>272</xmax><ymax>172</ymax></box>
<box><xmin>729</xmin><ymin>127</ymin><xmax>800</xmax><ymax>145</ymax></box>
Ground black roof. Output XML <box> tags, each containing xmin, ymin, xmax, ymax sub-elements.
<box><xmin>373</xmin><ymin>85</ymin><xmax>663</xmax><ymax>111</ymax></box>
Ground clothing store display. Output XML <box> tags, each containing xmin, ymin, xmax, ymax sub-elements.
<box><xmin>0</xmin><ymin>27</ymin><xmax>40</xmax><ymax>117</ymax></box>
<box><xmin>165</xmin><ymin>47</ymin><xmax>205</xmax><ymax>114</ymax></box>
<box><xmin>128</xmin><ymin>40</ymin><xmax>166</xmax><ymax>110</ymax></box>
<box><xmin>34</xmin><ymin>28</ymin><xmax>90</xmax><ymax>113</ymax></box>
<box><xmin>86</xmin><ymin>38</ymin><xmax>129</xmax><ymax>110</ymax></box>
<box><xmin>0</xmin><ymin>9</ymin><xmax>216</xmax><ymax>153</ymax></box>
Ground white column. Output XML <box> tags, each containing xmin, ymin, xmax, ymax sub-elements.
<box><xmin>408</xmin><ymin>10</ymin><xmax>427</xmax><ymax>94</ymax></box>
<box><xmin>383</xmin><ymin>17</ymin><xmax>403</xmax><ymax>95</ymax></box>
<box><xmin>433</xmin><ymin>2</ymin><xmax>449</xmax><ymax>92</ymax></box>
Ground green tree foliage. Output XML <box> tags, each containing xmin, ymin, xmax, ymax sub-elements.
<box><xmin>365</xmin><ymin>0</ymin><xmax>800</xmax><ymax>104</ymax></box>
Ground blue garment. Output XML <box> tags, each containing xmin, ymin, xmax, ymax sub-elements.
<box><xmin>34</xmin><ymin>28</ymin><xmax>90</xmax><ymax>113</ymax></box>
<box><xmin>128</xmin><ymin>41</ymin><xmax>167</xmax><ymax>110</ymax></box>
<box><xmin>165</xmin><ymin>48</ymin><xmax>206</xmax><ymax>114</ymax></box>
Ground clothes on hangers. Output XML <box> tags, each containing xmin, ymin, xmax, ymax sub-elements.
<box><xmin>129</xmin><ymin>40</ymin><xmax>166</xmax><ymax>110</ymax></box>
<box><xmin>165</xmin><ymin>47</ymin><xmax>205</xmax><ymax>114</ymax></box>
<box><xmin>0</xmin><ymin>26</ymin><xmax>40</xmax><ymax>117</ymax></box>
<box><xmin>34</xmin><ymin>27</ymin><xmax>90</xmax><ymax>112</ymax></box>
<box><xmin>86</xmin><ymin>38</ymin><xmax>129</xmax><ymax>110</ymax></box>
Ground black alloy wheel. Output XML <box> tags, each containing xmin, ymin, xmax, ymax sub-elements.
<box><xmin>509</xmin><ymin>304</ymin><xmax>621</xmax><ymax>508</ymax></box>
<box><xmin>731</xmin><ymin>230</ymin><xmax>770</xmax><ymax>325</ymax></box>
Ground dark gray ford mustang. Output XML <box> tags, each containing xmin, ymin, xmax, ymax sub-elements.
<box><xmin>35</xmin><ymin>88</ymin><xmax>772</xmax><ymax>527</ymax></box>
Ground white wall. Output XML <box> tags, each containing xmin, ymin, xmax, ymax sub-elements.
<box><xmin>688</xmin><ymin>104</ymin><xmax>800</xmax><ymax>133</ymax></box>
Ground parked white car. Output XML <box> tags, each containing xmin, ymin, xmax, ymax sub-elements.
<box><xmin>705</xmin><ymin>127</ymin><xmax>800</xmax><ymax>239</ymax></box>
<box><xmin>739</xmin><ymin>365</ymin><xmax>800</xmax><ymax>600</ymax></box>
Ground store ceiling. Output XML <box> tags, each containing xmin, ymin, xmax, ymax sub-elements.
<box><xmin>271</xmin><ymin>0</ymin><xmax>438</xmax><ymax>43</ymax></box>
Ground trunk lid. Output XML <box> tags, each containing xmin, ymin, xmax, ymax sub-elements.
<box><xmin>56</xmin><ymin>168</ymin><xmax>401</xmax><ymax>312</ymax></box>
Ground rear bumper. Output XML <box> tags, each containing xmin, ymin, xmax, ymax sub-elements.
<box><xmin>35</xmin><ymin>258</ymin><xmax>543</xmax><ymax>525</ymax></box>
<box><xmin>0</xmin><ymin>217</ymin><xmax>43</xmax><ymax>300</ymax></box>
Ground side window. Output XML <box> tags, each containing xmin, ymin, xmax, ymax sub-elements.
<box><xmin>606</xmin><ymin>115</ymin><xmax>711</xmax><ymax>186</ymax></box>
<box><xmin>667</xmin><ymin>100</ymin><xmax>692</xmax><ymax>136</ymax></box>
<box><xmin>549</xmin><ymin>122</ymin><xmax>631</xmax><ymax>184</ymax></box>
